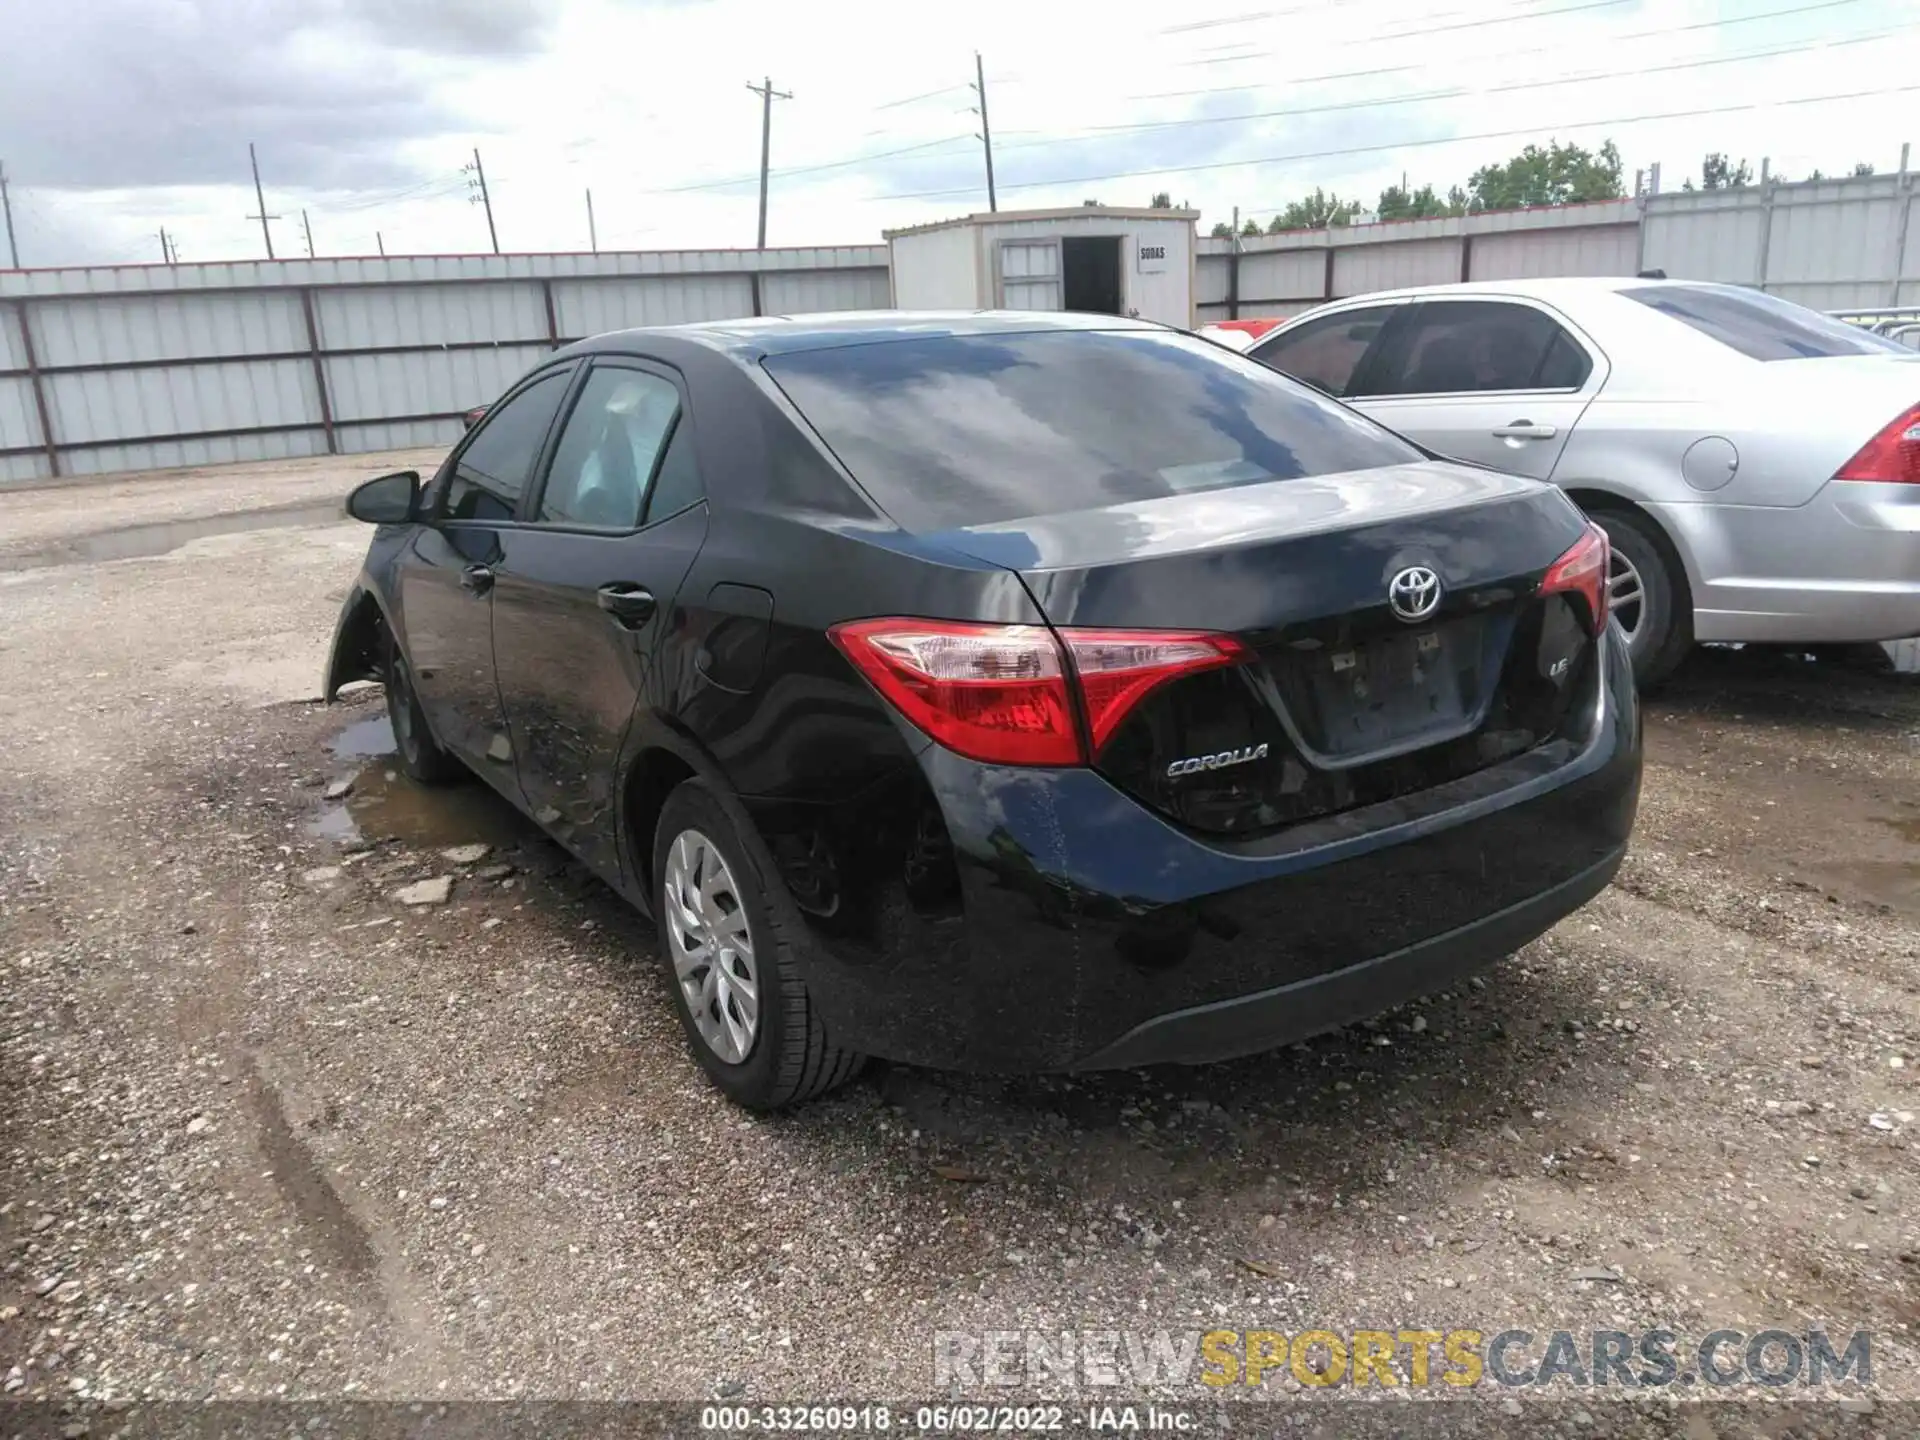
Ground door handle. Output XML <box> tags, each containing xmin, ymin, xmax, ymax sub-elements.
<box><xmin>460</xmin><ymin>564</ymin><xmax>494</xmax><ymax>595</ymax></box>
<box><xmin>1491</xmin><ymin>420</ymin><xmax>1557</xmax><ymax>439</ymax></box>
<box><xmin>597</xmin><ymin>583</ymin><xmax>656</xmax><ymax>628</ymax></box>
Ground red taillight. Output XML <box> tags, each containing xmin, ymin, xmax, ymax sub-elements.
<box><xmin>1541</xmin><ymin>523</ymin><xmax>1610</xmax><ymax>633</ymax></box>
<box><xmin>1834</xmin><ymin>403</ymin><xmax>1920</xmax><ymax>485</ymax></box>
<box><xmin>828</xmin><ymin>619</ymin><xmax>1245</xmax><ymax>767</ymax></box>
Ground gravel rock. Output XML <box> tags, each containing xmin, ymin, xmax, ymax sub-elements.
<box><xmin>322</xmin><ymin>778</ymin><xmax>354</xmax><ymax>801</ymax></box>
<box><xmin>442</xmin><ymin>843</ymin><xmax>491</xmax><ymax>865</ymax></box>
<box><xmin>393</xmin><ymin>875</ymin><xmax>454</xmax><ymax>906</ymax></box>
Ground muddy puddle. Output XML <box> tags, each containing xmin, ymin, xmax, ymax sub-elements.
<box><xmin>0</xmin><ymin>501</ymin><xmax>346</xmax><ymax>573</ymax></box>
<box><xmin>311</xmin><ymin>713</ymin><xmax>533</xmax><ymax>850</ymax></box>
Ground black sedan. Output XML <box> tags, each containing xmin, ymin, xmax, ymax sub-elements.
<box><xmin>325</xmin><ymin>311</ymin><xmax>1640</xmax><ymax>1110</ymax></box>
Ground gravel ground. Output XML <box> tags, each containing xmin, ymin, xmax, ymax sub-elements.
<box><xmin>2</xmin><ymin>454</ymin><xmax>1916</xmax><ymax>1434</ymax></box>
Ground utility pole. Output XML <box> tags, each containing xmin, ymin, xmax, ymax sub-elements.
<box><xmin>746</xmin><ymin>76</ymin><xmax>792</xmax><ymax>248</ymax></box>
<box><xmin>586</xmin><ymin>188</ymin><xmax>598</xmax><ymax>253</ymax></box>
<box><xmin>302</xmin><ymin>208</ymin><xmax>316</xmax><ymax>258</ymax></box>
<box><xmin>0</xmin><ymin>161</ymin><xmax>18</xmax><ymax>268</ymax></box>
<box><xmin>158</xmin><ymin>228</ymin><xmax>182</xmax><ymax>265</ymax></box>
<box><xmin>246</xmin><ymin>142</ymin><xmax>279</xmax><ymax>259</ymax></box>
<box><xmin>970</xmin><ymin>52</ymin><xmax>998</xmax><ymax>212</ymax></box>
<box><xmin>466</xmin><ymin>147</ymin><xmax>499</xmax><ymax>254</ymax></box>
<box><xmin>376</xmin><ymin>231</ymin><xmax>386</xmax><ymax>257</ymax></box>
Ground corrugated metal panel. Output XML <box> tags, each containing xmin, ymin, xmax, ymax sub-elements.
<box><xmin>1235</xmin><ymin>248</ymin><xmax>1326</xmax><ymax>307</ymax></box>
<box><xmin>762</xmin><ymin>267</ymin><xmax>891</xmax><ymax>314</ymax></box>
<box><xmin>0</xmin><ymin>246</ymin><xmax>894</xmax><ymax>299</ymax></box>
<box><xmin>61</xmin><ymin>427</ymin><xmax>328</xmax><ymax>477</ymax></box>
<box><xmin>1766</xmin><ymin>180</ymin><xmax>1905</xmax><ymax>300</ymax></box>
<box><xmin>316</xmin><ymin>282</ymin><xmax>546</xmax><ymax>349</ymax></box>
<box><xmin>1902</xmin><ymin>191</ymin><xmax>1920</xmax><ymax>295</ymax></box>
<box><xmin>45</xmin><ymin>359</ymin><xmax>313</xmax><ymax>444</ymax></box>
<box><xmin>0</xmin><ymin>302</ymin><xmax>24</xmax><ymax>370</ymax></box>
<box><xmin>1335</xmin><ymin>237</ymin><xmax>1458</xmax><ymax>294</ymax></box>
<box><xmin>336</xmin><ymin>417</ymin><xmax>463</xmax><ymax>455</ymax></box>
<box><xmin>0</xmin><ymin>451</ymin><xmax>50</xmax><ymax>483</ymax></box>
<box><xmin>0</xmin><ymin>375</ymin><xmax>41</xmax><ymax>454</ymax></box>
<box><xmin>552</xmin><ymin>275</ymin><xmax>755</xmax><ymax>335</ymax></box>
<box><xmin>1643</xmin><ymin>192</ymin><xmax>1765</xmax><ymax>284</ymax></box>
<box><xmin>30</xmin><ymin>291</ymin><xmax>306</xmax><ymax>367</ymax></box>
<box><xmin>325</xmin><ymin>345</ymin><xmax>551</xmax><ymax>423</ymax></box>
<box><xmin>1470</xmin><ymin>224</ymin><xmax>1637</xmax><ymax>280</ymax></box>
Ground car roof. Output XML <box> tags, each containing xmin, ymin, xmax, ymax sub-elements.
<box><xmin>571</xmin><ymin>309</ymin><xmax>1166</xmax><ymax>359</ymax></box>
<box><xmin>1308</xmin><ymin>276</ymin><xmax>1718</xmax><ymax>306</ymax></box>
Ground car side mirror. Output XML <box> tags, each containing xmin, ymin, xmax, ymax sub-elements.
<box><xmin>345</xmin><ymin>471</ymin><xmax>420</xmax><ymax>525</ymax></box>
<box><xmin>463</xmin><ymin>405</ymin><xmax>489</xmax><ymax>431</ymax></box>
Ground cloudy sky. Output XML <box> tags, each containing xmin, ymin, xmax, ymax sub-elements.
<box><xmin>3</xmin><ymin>0</ymin><xmax>1917</xmax><ymax>267</ymax></box>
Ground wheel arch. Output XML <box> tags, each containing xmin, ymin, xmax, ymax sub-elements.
<box><xmin>617</xmin><ymin>716</ymin><xmax>735</xmax><ymax>917</ymax></box>
<box><xmin>1562</xmin><ymin>487</ymin><xmax>1697</xmax><ymax>610</ymax></box>
<box><xmin>323</xmin><ymin>583</ymin><xmax>394</xmax><ymax>701</ymax></box>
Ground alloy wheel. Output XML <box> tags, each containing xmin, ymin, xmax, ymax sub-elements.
<box><xmin>1603</xmin><ymin>540</ymin><xmax>1645</xmax><ymax>646</ymax></box>
<box><xmin>662</xmin><ymin>828</ymin><xmax>760</xmax><ymax>1064</ymax></box>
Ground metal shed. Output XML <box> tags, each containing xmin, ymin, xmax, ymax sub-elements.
<box><xmin>884</xmin><ymin>207</ymin><xmax>1199</xmax><ymax>328</ymax></box>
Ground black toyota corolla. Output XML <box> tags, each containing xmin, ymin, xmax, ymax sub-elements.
<box><xmin>324</xmin><ymin>311</ymin><xmax>1640</xmax><ymax>1110</ymax></box>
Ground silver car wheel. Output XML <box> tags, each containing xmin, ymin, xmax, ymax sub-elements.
<box><xmin>662</xmin><ymin>828</ymin><xmax>759</xmax><ymax>1065</ymax></box>
<box><xmin>1603</xmin><ymin>540</ymin><xmax>1646</xmax><ymax>645</ymax></box>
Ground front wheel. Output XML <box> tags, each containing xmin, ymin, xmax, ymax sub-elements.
<box><xmin>653</xmin><ymin>779</ymin><xmax>863</xmax><ymax>1110</ymax></box>
<box><xmin>384</xmin><ymin>633</ymin><xmax>463</xmax><ymax>785</ymax></box>
<box><xmin>1593</xmin><ymin>509</ymin><xmax>1692</xmax><ymax>688</ymax></box>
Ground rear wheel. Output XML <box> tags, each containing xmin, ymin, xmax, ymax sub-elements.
<box><xmin>653</xmin><ymin>779</ymin><xmax>863</xmax><ymax>1111</ymax></box>
<box><xmin>1592</xmin><ymin>509</ymin><xmax>1691</xmax><ymax>687</ymax></box>
<box><xmin>384</xmin><ymin>633</ymin><xmax>462</xmax><ymax>785</ymax></box>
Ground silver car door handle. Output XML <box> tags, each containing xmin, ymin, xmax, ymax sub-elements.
<box><xmin>1491</xmin><ymin>421</ymin><xmax>1557</xmax><ymax>439</ymax></box>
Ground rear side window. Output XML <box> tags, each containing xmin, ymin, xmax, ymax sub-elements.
<box><xmin>1251</xmin><ymin>305</ymin><xmax>1397</xmax><ymax>397</ymax></box>
<box><xmin>540</xmin><ymin>368</ymin><xmax>682</xmax><ymax>529</ymax></box>
<box><xmin>1368</xmin><ymin>300</ymin><xmax>1593</xmax><ymax>396</ymax></box>
<box><xmin>1623</xmin><ymin>283</ymin><xmax>1912</xmax><ymax>361</ymax></box>
<box><xmin>765</xmin><ymin>330</ymin><xmax>1423</xmax><ymax>531</ymax></box>
<box><xmin>444</xmin><ymin>370</ymin><xmax>569</xmax><ymax>521</ymax></box>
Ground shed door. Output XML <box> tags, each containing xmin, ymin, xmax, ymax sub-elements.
<box><xmin>998</xmin><ymin>239</ymin><xmax>1062</xmax><ymax>311</ymax></box>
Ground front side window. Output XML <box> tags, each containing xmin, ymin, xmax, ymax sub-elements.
<box><xmin>1368</xmin><ymin>301</ymin><xmax>1593</xmax><ymax>396</ymax></box>
<box><xmin>1251</xmin><ymin>305</ymin><xmax>1397</xmax><ymax>397</ymax></box>
<box><xmin>1622</xmin><ymin>283</ymin><xmax>1912</xmax><ymax>361</ymax></box>
<box><xmin>765</xmin><ymin>329</ymin><xmax>1424</xmax><ymax>532</ymax></box>
<box><xmin>441</xmin><ymin>370</ymin><xmax>570</xmax><ymax>521</ymax></box>
<box><xmin>539</xmin><ymin>368</ymin><xmax>683</xmax><ymax>529</ymax></box>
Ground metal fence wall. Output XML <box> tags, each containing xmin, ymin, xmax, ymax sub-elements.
<box><xmin>0</xmin><ymin>247</ymin><xmax>890</xmax><ymax>483</ymax></box>
<box><xmin>1193</xmin><ymin>169</ymin><xmax>1920</xmax><ymax>324</ymax></box>
<box><xmin>5</xmin><ymin>169</ymin><xmax>1917</xmax><ymax>483</ymax></box>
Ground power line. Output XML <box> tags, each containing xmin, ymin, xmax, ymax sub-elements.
<box><xmin>872</xmin><ymin>83</ymin><xmax>1920</xmax><ymax>203</ymax></box>
<box><xmin>1128</xmin><ymin>0</ymin><xmax>1865</xmax><ymax>101</ymax></box>
<box><xmin>990</xmin><ymin>25</ymin><xmax>1894</xmax><ymax>155</ymax></box>
<box><xmin>645</xmin><ymin>136</ymin><xmax>969</xmax><ymax>197</ymax></box>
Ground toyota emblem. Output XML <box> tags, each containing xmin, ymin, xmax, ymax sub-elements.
<box><xmin>1387</xmin><ymin>565</ymin><xmax>1442</xmax><ymax>622</ymax></box>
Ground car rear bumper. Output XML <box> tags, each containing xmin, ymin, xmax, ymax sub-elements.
<box><xmin>781</xmin><ymin>629</ymin><xmax>1640</xmax><ymax>1073</ymax></box>
<box><xmin>1653</xmin><ymin>481</ymin><xmax>1920</xmax><ymax>644</ymax></box>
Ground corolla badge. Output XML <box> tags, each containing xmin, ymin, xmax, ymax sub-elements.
<box><xmin>1387</xmin><ymin>565</ymin><xmax>1442</xmax><ymax>622</ymax></box>
<box><xmin>1167</xmin><ymin>743</ymin><xmax>1268</xmax><ymax>778</ymax></box>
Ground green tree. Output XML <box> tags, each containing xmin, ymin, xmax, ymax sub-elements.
<box><xmin>1240</xmin><ymin>217</ymin><xmax>1262</xmax><ymax>237</ymax></box>
<box><xmin>1466</xmin><ymin>139</ymin><xmax>1623</xmax><ymax>211</ymax></box>
<box><xmin>1150</xmin><ymin>191</ymin><xmax>1174</xmax><ymax>208</ymax></box>
<box><xmin>1267</xmin><ymin>187</ymin><xmax>1363</xmax><ymax>231</ymax></box>
<box><xmin>1376</xmin><ymin>181</ymin><xmax>1460</xmax><ymax>221</ymax></box>
<box><xmin>1700</xmin><ymin>152</ymin><xmax>1753</xmax><ymax>190</ymax></box>
<box><xmin>1852</xmin><ymin>161</ymin><xmax>1875</xmax><ymax>177</ymax></box>
<box><xmin>1209</xmin><ymin>220</ymin><xmax>1235</xmax><ymax>238</ymax></box>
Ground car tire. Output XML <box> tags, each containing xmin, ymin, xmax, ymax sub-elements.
<box><xmin>1593</xmin><ymin>508</ymin><xmax>1692</xmax><ymax>688</ymax></box>
<box><xmin>652</xmin><ymin>778</ymin><xmax>864</xmax><ymax>1111</ymax></box>
<box><xmin>384</xmin><ymin>633</ymin><xmax>463</xmax><ymax>785</ymax></box>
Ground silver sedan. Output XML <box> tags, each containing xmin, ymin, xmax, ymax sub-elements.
<box><xmin>1241</xmin><ymin>278</ymin><xmax>1920</xmax><ymax>682</ymax></box>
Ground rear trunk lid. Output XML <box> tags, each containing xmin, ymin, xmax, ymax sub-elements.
<box><xmin>928</xmin><ymin>462</ymin><xmax>1600</xmax><ymax>838</ymax></box>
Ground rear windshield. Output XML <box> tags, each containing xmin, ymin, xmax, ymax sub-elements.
<box><xmin>764</xmin><ymin>329</ymin><xmax>1424</xmax><ymax>531</ymax></box>
<box><xmin>1622</xmin><ymin>284</ymin><xmax>1912</xmax><ymax>361</ymax></box>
